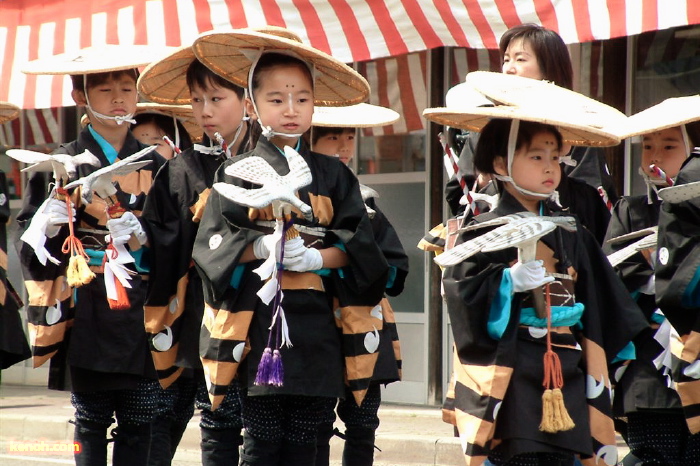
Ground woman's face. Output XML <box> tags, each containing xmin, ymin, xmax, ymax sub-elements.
<box><xmin>502</xmin><ymin>38</ymin><xmax>544</xmax><ymax>80</ymax></box>
<box><xmin>641</xmin><ymin>126</ymin><xmax>687</xmax><ymax>180</ymax></box>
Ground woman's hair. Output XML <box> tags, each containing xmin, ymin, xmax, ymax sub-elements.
<box><xmin>250</xmin><ymin>53</ymin><xmax>313</xmax><ymax>98</ymax></box>
<box><xmin>499</xmin><ymin>24</ymin><xmax>573</xmax><ymax>90</ymax></box>
<box><xmin>70</xmin><ymin>69</ymin><xmax>139</xmax><ymax>92</ymax></box>
<box><xmin>474</xmin><ymin>119</ymin><xmax>563</xmax><ymax>175</ymax></box>
<box><xmin>186</xmin><ymin>59</ymin><xmax>245</xmax><ymax>99</ymax></box>
<box><xmin>132</xmin><ymin>112</ymin><xmax>193</xmax><ymax>151</ymax></box>
<box><xmin>310</xmin><ymin>126</ymin><xmax>353</xmax><ymax>145</ymax></box>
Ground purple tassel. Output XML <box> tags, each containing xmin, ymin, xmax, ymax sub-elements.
<box><xmin>254</xmin><ymin>347</ymin><xmax>273</xmax><ymax>386</ymax></box>
<box><xmin>270</xmin><ymin>349</ymin><xmax>284</xmax><ymax>387</ymax></box>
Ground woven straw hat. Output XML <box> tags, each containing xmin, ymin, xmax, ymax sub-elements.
<box><xmin>21</xmin><ymin>45</ymin><xmax>173</xmax><ymax>75</ymax></box>
<box><xmin>424</xmin><ymin>83</ymin><xmax>621</xmax><ymax>147</ymax></box>
<box><xmin>465</xmin><ymin>71</ymin><xmax>627</xmax><ymax>127</ymax></box>
<box><xmin>614</xmin><ymin>95</ymin><xmax>700</xmax><ymax>139</ymax></box>
<box><xmin>0</xmin><ymin>102</ymin><xmax>20</xmax><ymax>124</ymax></box>
<box><xmin>192</xmin><ymin>29</ymin><xmax>369</xmax><ymax>106</ymax></box>
<box><xmin>138</xmin><ymin>26</ymin><xmax>304</xmax><ymax>105</ymax></box>
<box><xmin>311</xmin><ymin>103</ymin><xmax>399</xmax><ymax>128</ymax></box>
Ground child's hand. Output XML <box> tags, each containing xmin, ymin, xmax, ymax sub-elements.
<box><xmin>283</xmin><ymin>246</ymin><xmax>323</xmax><ymax>272</ymax></box>
<box><xmin>106</xmin><ymin>212</ymin><xmax>146</xmax><ymax>245</ymax></box>
<box><xmin>510</xmin><ymin>260</ymin><xmax>554</xmax><ymax>292</ymax></box>
<box><xmin>253</xmin><ymin>234</ymin><xmax>279</xmax><ymax>260</ymax></box>
<box><xmin>44</xmin><ymin>198</ymin><xmax>75</xmax><ymax>237</ymax></box>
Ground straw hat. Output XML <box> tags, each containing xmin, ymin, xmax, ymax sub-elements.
<box><xmin>0</xmin><ymin>102</ymin><xmax>20</xmax><ymax>124</ymax></box>
<box><xmin>21</xmin><ymin>45</ymin><xmax>173</xmax><ymax>75</ymax></box>
<box><xmin>465</xmin><ymin>71</ymin><xmax>627</xmax><ymax>128</ymax></box>
<box><xmin>138</xmin><ymin>27</ymin><xmax>304</xmax><ymax>105</ymax></box>
<box><xmin>192</xmin><ymin>29</ymin><xmax>369</xmax><ymax>106</ymax></box>
<box><xmin>423</xmin><ymin>83</ymin><xmax>621</xmax><ymax>147</ymax></box>
<box><xmin>614</xmin><ymin>95</ymin><xmax>700</xmax><ymax>139</ymax></box>
<box><xmin>311</xmin><ymin>103</ymin><xmax>399</xmax><ymax>128</ymax></box>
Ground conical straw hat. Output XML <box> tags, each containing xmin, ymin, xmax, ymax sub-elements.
<box><xmin>465</xmin><ymin>71</ymin><xmax>627</xmax><ymax>129</ymax></box>
<box><xmin>192</xmin><ymin>29</ymin><xmax>369</xmax><ymax>106</ymax></box>
<box><xmin>21</xmin><ymin>45</ymin><xmax>173</xmax><ymax>75</ymax></box>
<box><xmin>138</xmin><ymin>26</ymin><xmax>304</xmax><ymax>105</ymax></box>
<box><xmin>614</xmin><ymin>95</ymin><xmax>700</xmax><ymax>139</ymax></box>
<box><xmin>424</xmin><ymin>82</ymin><xmax>621</xmax><ymax>147</ymax></box>
<box><xmin>312</xmin><ymin>103</ymin><xmax>399</xmax><ymax>128</ymax></box>
<box><xmin>0</xmin><ymin>102</ymin><xmax>20</xmax><ymax>124</ymax></box>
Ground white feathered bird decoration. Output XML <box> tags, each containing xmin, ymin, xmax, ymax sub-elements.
<box><xmin>7</xmin><ymin>149</ymin><xmax>101</xmax><ymax>184</ymax></box>
<box><xmin>213</xmin><ymin>145</ymin><xmax>314</xmax><ymax>220</ymax></box>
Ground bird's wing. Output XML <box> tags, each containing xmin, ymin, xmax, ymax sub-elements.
<box><xmin>6</xmin><ymin>149</ymin><xmax>51</xmax><ymax>165</ymax></box>
<box><xmin>360</xmin><ymin>184</ymin><xmax>379</xmax><ymax>201</ymax></box>
<box><xmin>434</xmin><ymin>230</ymin><xmax>499</xmax><ymax>267</ymax></box>
<box><xmin>68</xmin><ymin>149</ymin><xmax>101</xmax><ymax>169</ymax></box>
<box><xmin>543</xmin><ymin>215</ymin><xmax>578</xmax><ymax>232</ymax></box>
<box><xmin>657</xmin><ymin>181</ymin><xmax>700</xmax><ymax>203</ymax></box>
<box><xmin>282</xmin><ymin>146</ymin><xmax>313</xmax><ymax>191</ymax></box>
<box><xmin>481</xmin><ymin>220</ymin><xmax>557</xmax><ymax>253</ymax></box>
<box><xmin>459</xmin><ymin>212</ymin><xmax>535</xmax><ymax>232</ymax></box>
<box><xmin>224</xmin><ymin>156</ymin><xmax>281</xmax><ymax>185</ymax></box>
<box><xmin>213</xmin><ymin>182</ymin><xmax>276</xmax><ymax>209</ymax></box>
<box><xmin>607</xmin><ymin>231</ymin><xmax>658</xmax><ymax>267</ymax></box>
<box><xmin>605</xmin><ymin>226</ymin><xmax>658</xmax><ymax>245</ymax></box>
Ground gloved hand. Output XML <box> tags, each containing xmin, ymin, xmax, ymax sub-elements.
<box><xmin>253</xmin><ymin>233</ymin><xmax>280</xmax><ymax>260</ymax></box>
<box><xmin>282</xmin><ymin>237</ymin><xmax>307</xmax><ymax>260</ymax></box>
<box><xmin>510</xmin><ymin>260</ymin><xmax>554</xmax><ymax>293</ymax></box>
<box><xmin>45</xmin><ymin>198</ymin><xmax>75</xmax><ymax>238</ymax></box>
<box><xmin>106</xmin><ymin>211</ymin><xmax>147</xmax><ymax>246</ymax></box>
<box><xmin>282</xmin><ymin>246</ymin><xmax>323</xmax><ymax>272</ymax></box>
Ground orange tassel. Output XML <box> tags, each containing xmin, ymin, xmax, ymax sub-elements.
<box><xmin>107</xmin><ymin>276</ymin><xmax>130</xmax><ymax>310</ymax></box>
<box><xmin>539</xmin><ymin>284</ymin><xmax>575</xmax><ymax>433</ymax></box>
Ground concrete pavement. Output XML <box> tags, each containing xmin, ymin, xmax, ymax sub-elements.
<box><xmin>0</xmin><ymin>383</ymin><xmax>630</xmax><ymax>465</ymax></box>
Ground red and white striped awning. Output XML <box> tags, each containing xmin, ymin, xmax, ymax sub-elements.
<box><xmin>2</xmin><ymin>0</ymin><xmax>699</xmax><ymax>110</ymax></box>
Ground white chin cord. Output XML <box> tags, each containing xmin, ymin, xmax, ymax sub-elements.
<box><xmin>493</xmin><ymin>119</ymin><xmax>561</xmax><ymax>206</ymax></box>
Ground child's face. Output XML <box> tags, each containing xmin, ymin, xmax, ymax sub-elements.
<box><xmin>132</xmin><ymin>121</ymin><xmax>173</xmax><ymax>160</ymax></box>
<box><xmin>313</xmin><ymin>129</ymin><xmax>355</xmax><ymax>165</ymax></box>
<box><xmin>247</xmin><ymin>63</ymin><xmax>314</xmax><ymax>148</ymax></box>
<box><xmin>190</xmin><ymin>82</ymin><xmax>246</xmax><ymax>143</ymax></box>
<box><xmin>497</xmin><ymin>131</ymin><xmax>561</xmax><ymax>198</ymax></box>
<box><xmin>641</xmin><ymin>127</ymin><xmax>687</xmax><ymax>180</ymax></box>
<box><xmin>76</xmin><ymin>75</ymin><xmax>138</xmax><ymax>126</ymax></box>
<box><xmin>502</xmin><ymin>37</ymin><xmax>543</xmax><ymax>81</ymax></box>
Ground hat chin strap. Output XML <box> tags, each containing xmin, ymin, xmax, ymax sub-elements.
<box><xmin>246</xmin><ymin>49</ymin><xmax>312</xmax><ymax>141</ymax></box>
<box><xmin>83</xmin><ymin>73</ymin><xmax>136</xmax><ymax>126</ymax></box>
<box><xmin>494</xmin><ymin>119</ymin><xmax>561</xmax><ymax>206</ymax></box>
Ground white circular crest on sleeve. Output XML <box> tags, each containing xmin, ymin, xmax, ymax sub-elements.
<box><xmin>658</xmin><ymin>247</ymin><xmax>669</xmax><ymax>265</ymax></box>
<box><xmin>209</xmin><ymin>234</ymin><xmax>223</xmax><ymax>250</ymax></box>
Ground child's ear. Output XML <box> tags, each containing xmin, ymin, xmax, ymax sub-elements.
<box><xmin>71</xmin><ymin>89</ymin><xmax>87</xmax><ymax>107</ymax></box>
<box><xmin>245</xmin><ymin>98</ymin><xmax>257</xmax><ymax>120</ymax></box>
<box><xmin>493</xmin><ymin>155</ymin><xmax>508</xmax><ymax>176</ymax></box>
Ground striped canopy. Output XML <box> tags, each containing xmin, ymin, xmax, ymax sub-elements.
<box><xmin>2</xmin><ymin>0</ymin><xmax>698</xmax><ymax>110</ymax></box>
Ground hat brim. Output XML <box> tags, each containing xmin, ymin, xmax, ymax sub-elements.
<box><xmin>137</xmin><ymin>46</ymin><xmax>197</xmax><ymax>105</ymax></box>
<box><xmin>22</xmin><ymin>45</ymin><xmax>174</xmax><ymax>75</ymax></box>
<box><xmin>423</xmin><ymin>105</ymin><xmax>620</xmax><ymax>147</ymax></box>
<box><xmin>192</xmin><ymin>30</ymin><xmax>369</xmax><ymax>106</ymax></box>
<box><xmin>615</xmin><ymin>95</ymin><xmax>700</xmax><ymax>139</ymax></box>
<box><xmin>0</xmin><ymin>101</ymin><xmax>20</xmax><ymax>124</ymax></box>
<box><xmin>312</xmin><ymin>103</ymin><xmax>399</xmax><ymax>128</ymax></box>
<box><xmin>465</xmin><ymin>71</ymin><xmax>627</xmax><ymax>128</ymax></box>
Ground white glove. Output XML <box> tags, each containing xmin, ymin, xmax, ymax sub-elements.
<box><xmin>106</xmin><ymin>211</ymin><xmax>147</xmax><ymax>246</ymax></box>
<box><xmin>283</xmin><ymin>246</ymin><xmax>323</xmax><ymax>272</ymax></box>
<box><xmin>282</xmin><ymin>237</ymin><xmax>307</xmax><ymax>259</ymax></box>
<box><xmin>44</xmin><ymin>198</ymin><xmax>75</xmax><ymax>238</ymax></box>
<box><xmin>510</xmin><ymin>260</ymin><xmax>554</xmax><ymax>293</ymax></box>
<box><xmin>253</xmin><ymin>234</ymin><xmax>279</xmax><ymax>260</ymax></box>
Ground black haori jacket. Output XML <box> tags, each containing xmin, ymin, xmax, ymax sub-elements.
<box><xmin>442</xmin><ymin>190</ymin><xmax>647</xmax><ymax>465</ymax></box>
<box><xmin>192</xmin><ymin>137</ymin><xmax>388</xmax><ymax>409</ymax></box>
<box><xmin>16</xmin><ymin>127</ymin><xmax>164</xmax><ymax>391</ymax></box>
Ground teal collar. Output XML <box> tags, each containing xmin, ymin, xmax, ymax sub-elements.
<box><xmin>88</xmin><ymin>125</ymin><xmax>119</xmax><ymax>164</ymax></box>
